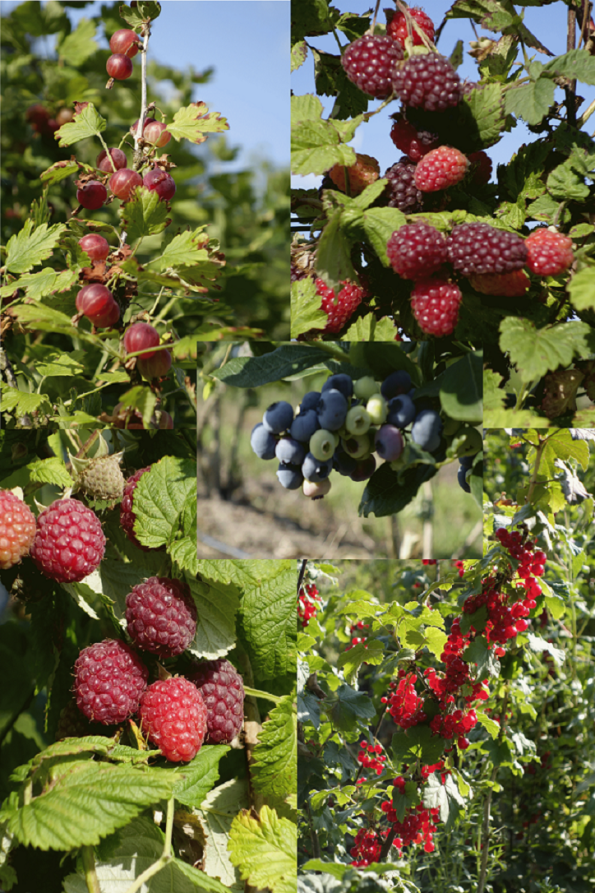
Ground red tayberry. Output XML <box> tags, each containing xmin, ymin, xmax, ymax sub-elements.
<box><xmin>106</xmin><ymin>53</ymin><xmax>133</xmax><ymax>80</ymax></box>
<box><xmin>30</xmin><ymin>498</ymin><xmax>106</xmax><ymax>583</ymax></box>
<box><xmin>109</xmin><ymin>168</ymin><xmax>143</xmax><ymax>201</ymax></box>
<box><xmin>341</xmin><ymin>34</ymin><xmax>403</xmax><ymax>99</ymax></box>
<box><xmin>125</xmin><ymin>577</ymin><xmax>197</xmax><ymax>657</ymax></box>
<box><xmin>392</xmin><ymin>54</ymin><xmax>462</xmax><ymax>111</ymax></box>
<box><xmin>123</xmin><ymin>322</ymin><xmax>161</xmax><ymax>359</ymax></box>
<box><xmin>0</xmin><ymin>490</ymin><xmax>37</xmax><ymax>570</ymax></box>
<box><xmin>387</xmin><ymin>7</ymin><xmax>435</xmax><ymax>46</ymax></box>
<box><xmin>387</xmin><ymin>223</ymin><xmax>447</xmax><ymax>280</ymax></box>
<box><xmin>139</xmin><ymin>677</ymin><xmax>208</xmax><ymax>762</ymax></box>
<box><xmin>316</xmin><ymin>279</ymin><xmax>366</xmax><ymax>334</ymax></box>
<box><xmin>448</xmin><ymin>223</ymin><xmax>527</xmax><ymax>275</ymax></box>
<box><xmin>79</xmin><ymin>234</ymin><xmax>111</xmax><ymax>262</ymax></box>
<box><xmin>77</xmin><ymin>181</ymin><xmax>107</xmax><ymax>210</ymax></box>
<box><xmin>469</xmin><ymin>270</ymin><xmax>530</xmax><ymax>297</ymax></box>
<box><xmin>389</xmin><ymin>117</ymin><xmax>439</xmax><ymax>162</ymax></box>
<box><xmin>74</xmin><ymin>639</ymin><xmax>148</xmax><ymax>725</ymax></box>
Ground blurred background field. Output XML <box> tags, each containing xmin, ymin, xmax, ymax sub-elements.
<box><xmin>196</xmin><ymin>349</ymin><xmax>482</xmax><ymax>560</ymax></box>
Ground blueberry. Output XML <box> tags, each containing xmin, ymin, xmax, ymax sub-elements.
<box><xmin>322</xmin><ymin>373</ymin><xmax>353</xmax><ymax>399</ymax></box>
<box><xmin>374</xmin><ymin>425</ymin><xmax>404</xmax><ymax>461</ymax></box>
<box><xmin>381</xmin><ymin>370</ymin><xmax>412</xmax><ymax>400</ymax></box>
<box><xmin>303</xmin><ymin>479</ymin><xmax>331</xmax><ymax>499</ymax></box>
<box><xmin>250</xmin><ymin>423</ymin><xmax>277</xmax><ymax>460</ymax></box>
<box><xmin>302</xmin><ymin>452</ymin><xmax>333</xmax><ymax>482</ymax></box>
<box><xmin>460</xmin><ymin>454</ymin><xmax>474</xmax><ymax>468</ymax></box>
<box><xmin>354</xmin><ymin>376</ymin><xmax>379</xmax><ymax>401</ymax></box>
<box><xmin>309</xmin><ymin>428</ymin><xmax>338</xmax><ymax>461</ymax></box>
<box><xmin>276</xmin><ymin>437</ymin><xmax>306</xmax><ymax>466</ymax></box>
<box><xmin>290</xmin><ymin>409</ymin><xmax>320</xmax><ymax>442</ymax></box>
<box><xmin>366</xmin><ymin>394</ymin><xmax>388</xmax><ymax>425</ymax></box>
<box><xmin>411</xmin><ymin>409</ymin><xmax>443</xmax><ymax>452</ymax></box>
<box><xmin>345</xmin><ymin>406</ymin><xmax>371</xmax><ymax>435</ymax></box>
<box><xmin>263</xmin><ymin>401</ymin><xmax>294</xmax><ymax>434</ymax></box>
<box><xmin>317</xmin><ymin>389</ymin><xmax>348</xmax><ymax>431</ymax></box>
<box><xmin>386</xmin><ymin>394</ymin><xmax>416</xmax><ymax>428</ymax></box>
<box><xmin>341</xmin><ymin>432</ymin><xmax>372</xmax><ymax>459</ymax></box>
<box><xmin>276</xmin><ymin>463</ymin><xmax>304</xmax><ymax>490</ymax></box>
<box><xmin>458</xmin><ymin>463</ymin><xmax>471</xmax><ymax>493</ymax></box>
<box><xmin>350</xmin><ymin>454</ymin><xmax>376</xmax><ymax>482</ymax></box>
<box><xmin>300</xmin><ymin>391</ymin><xmax>321</xmax><ymax>412</ymax></box>
<box><xmin>333</xmin><ymin>448</ymin><xmax>358</xmax><ymax>476</ymax></box>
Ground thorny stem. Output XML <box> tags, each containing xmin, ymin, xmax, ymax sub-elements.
<box><xmin>82</xmin><ymin>846</ymin><xmax>102</xmax><ymax>893</ymax></box>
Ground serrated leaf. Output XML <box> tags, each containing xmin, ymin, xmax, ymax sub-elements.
<box><xmin>5</xmin><ymin>220</ymin><xmax>68</xmax><ymax>275</ymax></box>
<box><xmin>55</xmin><ymin>102</ymin><xmax>106</xmax><ymax>148</ymax></box>
<box><xmin>168</xmin><ymin>102</ymin><xmax>229</xmax><ymax>144</ymax></box>
<box><xmin>291</xmin><ymin>279</ymin><xmax>328</xmax><ymax>338</ymax></box>
<box><xmin>505</xmin><ymin>78</ymin><xmax>555</xmax><ymax>125</ymax></box>
<box><xmin>292</xmin><ymin>40</ymin><xmax>308</xmax><ymax>72</ymax></box>
<box><xmin>252</xmin><ymin>695</ymin><xmax>297</xmax><ymax>799</ymax></box>
<box><xmin>476</xmin><ymin>710</ymin><xmax>500</xmax><ymax>738</ymax></box>
<box><xmin>316</xmin><ymin>208</ymin><xmax>357</xmax><ymax>289</ymax></box>
<box><xmin>547</xmin><ymin>160</ymin><xmax>590</xmax><ymax>200</ymax></box>
<box><xmin>361</xmin><ymin>206</ymin><xmax>407</xmax><ymax>265</ymax></box>
<box><xmin>343</xmin><ymin>313</ymin><xmax>397</xmax><ymax>341</ymax></box>
<box><xmin>194</xmin><ymin>778</ymin><xmax>249</xmax><ymax>887</ymax></box>
<box><xmin>291</xmin><ymin>94</ymin><xmax>361</xmax><ymax>176</ymax></box>
<box><xmin>228</xmin><ymin>806</ymin><xmax>296</xmax><ymax>893</ymax></box>
<box><xmin>131</xmin><ymin>456</ymin><xmax>197</xmax><ymax>550</ymax></box>
<box><xmin>0</xmin><ymin>385</ymin><xmax>52</xmax><ymax>418</ymax></box>
<box><xmin>542</xmin><ymin>48</ymin><xmax>595</xmax><ymax>85</ymax></box>
<box><xmin>172</xmin><ymin>745</ymin><xmax>229</xmax><ymax>808</ymax></box>
<box><xmin>568</xmin><ymin>268</ymin><xmax>595</xmax><ymax>312</ymax></box>
<box><xmin>4</xmin><ymin>762</ymin><xmax>174</xmax><ymax>851</ymax></box>
<box><xmin>463</xmin><ymin>82</ymin><xmax>506</xmax><ymax>147</ymax></box>
<box><xmin>56</xmin><ymin>18</ymin><xmax>97</xmax><ymax>65</ymax></box>
<box><xmin>499</xmin><ymin>317</ymin><xmax>592</xmax><ymax>382</ymax></box>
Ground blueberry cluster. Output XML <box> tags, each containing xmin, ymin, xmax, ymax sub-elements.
<box><xmin>250</xmin><ymin>371</ymin><xmax>480</xmax><ymax>499</ymax></box>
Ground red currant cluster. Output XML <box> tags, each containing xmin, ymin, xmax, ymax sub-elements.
<box><xmin>381</xmin><ymin>796</ymin><xmax>440</xmax><ymax>853</ymax></box>
<box><xmin>298</xmin><ymin>583</ymin><xmax>321</xmax><ymax>627</ymax></box>
<box><xmin>345</xmin><ymin>620</ymin><xmax>370</xmax><ymax>650</ymax></box>
<box><xmin>422</xmin><ymin>559</ymin><xmax>437</xmax><ymax>565</ymax></box>
<box><xmin>350</xmin><ymin>828</ymin><xmax>385</xmax><ymax>867</ymax></box>
<box><xmin>357</xmin><ymin>741</ymin><xmax>387</xmax><ymax>779</ymax></box>
<box><xmin>381</xmin><ymin>670</ymin><xmax>427</xmax><ymax>728</ymax></box>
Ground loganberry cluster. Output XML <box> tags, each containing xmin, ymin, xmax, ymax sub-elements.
<box><xmin>250</xmin><ymin>370</ymin><xmax>481</xmax><ymax>500</ymax></box>
<box><xmin>299</xmin><ymin>5</ymin><xmax>576</xmax><ymax>338</ymax></box>
<box><xmin>347</xmin><ymin>526</ymin><xmax>548</xmax><ymax>866</ymax></box>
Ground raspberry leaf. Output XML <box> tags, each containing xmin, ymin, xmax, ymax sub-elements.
<box><xmin>194</xmin><ymin>779</ymin><xmax>250</xmax><ymax>886</ymax></box>
<box><xmin>499</xmin><ymin>317</ymin><xmax>593</xmax><ymax>382</ymax></box>
<box><xmin>131</xmin><ymin>456</ymin><xmax>197</xmax><ymax>550</ymax></box>
<box><xmin>228</xmin><ymin>805</ymin><xmax>297</xmax><ymax>893</ymax></box>
<box><xmin>291</xmin><ymin>279</ymin><xmax>329</xmax><ymax>338</ymax></box>
<box><xmin>172</xmin><ymin>745</ymin><xmax>231</xmax><ymax>807</ymax></box>
<box><xmin>251</xmin><ymin>695</ymin><xmax>297</xmax><ymax>799</ymax></box>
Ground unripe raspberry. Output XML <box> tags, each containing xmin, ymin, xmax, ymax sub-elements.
<box><xmin>328</xmin><ymin>154</ymin><xmax>380</xmax><ymax>196</ymax></box>
<box><xmin>525</xmin><ymin>229</ymin><xmax>574</xmax><ymax>276</ymax></box>
<box><xmin>139</xmin><ymin>677</ymin><xmax>208</xmax><ymax>762</ymax></box>
<box><xmin>469</xmin><ymin>270</ymin><xmax>530</xmax><ymax>297</ymax></box>
<box><xmin>125</xmin><ymin>577</ymin><xmax>197</xmax><ymax>657</ymax></box>
<box><xmin>189</xmin><ymin>659</ymin><xmax>245</xmax><ymax>744</ymax></box>
<box><xmin>341</xmin><ymin>34</ymin><xmax>403</xmax><ymax>98</ymax></box>
<box><xmin>30</xmin><ymin>498</ymin><xmax>106</xmax><ymax>583</ymax></box>
<box><xmin>0</xmin><ymin>490</ymin><xmax>36</xmax><ymax>570</ymax></box>
<box><xmin>411</xmin><ymin>278</ymin><xmax>462</xmax><ymax>337</ymax></box>
<box><xmin>73</xmin><ymin>638</ymin><xmax>148</xmax><ymax>725</ymax></box>
<box><xmin>77</xmin><ymin>456</ymin><xmax>125</xmax><ymax>501</ymax></box>
<box><xmin>414</xmin><ymin>146</ymin><xmax>469</xmax><ymax>192</ymax></box>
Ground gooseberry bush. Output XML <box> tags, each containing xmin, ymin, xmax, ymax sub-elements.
<box><xmin>298</xmin><ymin>529</ymin><xmax>595</xmax><ymax>892</ymax></box>
<box><xmin>1</xmin><ymin>1</ymin><xmax>288</xmax><ymax>430</ymax></box>
<box><xmin>208</xmin><ymin>341</ymin><xmax>482</xmax><ymax>521</ymax></box>
<box><xmin>291</xmin><ymin>0</ymin><xmax>595</xmax><ymax>426</ymax></box>
<box><xmin>0</xmin><ymin>428</ymin><xmax>297</xmax><ymax>893</ymax></box>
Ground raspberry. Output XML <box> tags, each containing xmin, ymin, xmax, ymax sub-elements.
<box><xmin>125</xmin><ymin>576</ymin><xmax>197</xmax><ymax>657</ymax></box>
<box><xmin>30</xmin><ymin>498</ymin><xmax>106</xmax><ymax>583</ymax></box>
<box><xmin>73</xmin><ymin>639</ymin><xmax>148</xmax><ymax>725</ymax></box>
<box><xmin>468</xmin><ymin>150</ymin><xmax>493</xmax><ymax>185</ymax></box>
<box><xmin>525</xmin><ymin>229</ymin><xmax>574</xmax><ymax>276</ymax></box>
<box><xmin>0</xmin><ymin>490</ymin><xmax>36</xmax><ymax>570</ymax></box>
<box><xmin>120</xmin><ymin>466</ymin><xmax>152</xmax><ymax>551</ymax></box>
<box><xmin>392</xmin><ymin>54</ymin><xmax>462</xmax><ymax>111</ymax></box>
<box><xmin>469</xmin><ymin>270</ymin><xmax>530</xmax><ymax>297</ymax></box>
<box><xmin>189</xmin><ymin>658</ymin><xmax>245</xmax><ymax>744</ymax></box>
<box><xmin>55</xmin><ymin>698</ymin><xmax>109</xmax><ymax>740</ymax></box>
<box><xmin>328</xmin><ymin>153</ymin><xmax>380</xmax><ymax>196</ymax></box>
<box><xmin>447</xmin><ymin>223</ymin><xmax>527</xmax><ymax>275</ymax></box>
<box><xmin>387</xmin><ymin>7</ymin><xmax>435</xmax><ymax>46</ymax></box>
<box><xmin>387</xmin><ymin>223</ymin><xmax>448</xmax><ymax>280</ymax></box>
<box><xmin>414</xmin><ymin>146</ymin><xmax>469</xmax><ymax>192</ymax></box>
<box><xmin>139</xmin><ymin>676</ymin><xmax>208</xmax><ymax>762</ymax></box>
<box><xmin>411</xmin><ymin>278</ymin><xmax>462</xmax><ymax>336</ymax></box>
<box><xmin>76</xmin><ymin>456</ymin><xmax>125</xmax><ymax>501</ymax></box>
<box><xmin>316</xmin><ymin>278</ymin><xmax>366</xmax><ymax>334</ymax></box>
<box><xmin>341</xmin><ymin>34</ymin><xmax>403</xmax><ymax>99</ymax></box>
<box><xmin>389</xmin><ymin>116</ymin><xmax>439</xmax><ymax>162</ymax></box>
<box><xmin>384</xmin><ymin>161</ymin><xmax>423</xmax><ymax>211</ymax></box>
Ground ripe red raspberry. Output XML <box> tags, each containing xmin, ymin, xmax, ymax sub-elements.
<box><xmin>120</xmin><ymin>466</ymin><xmax>152</xmax><ymax>551</ymax></box>
<box><xmin>447</xmin><ymin>223</ymin><xmax>527</xmax><ymax>275</ymax></box>
<box><xmin>73</xmin><ymin>638</ymin><xmax>148</xmax><ymax>725</ymax></box>
<box><xmin>392</xmin><ymin>54</ymin><xmax>462</xmax><ymax>111</ymax></box>
<box><xmin>387</xmin><ymin>223</ymin><xmax>447</xmax><ymax>280</ymax></box>
<box><xmin>411</xmin><ymin>278</ymin><xmax>462</xmax><ymax>336</ymax></box>
<box><xmin>188</xmin><ymin>659</ymin><xmax>245</xmax><ymax>744</ymax></box>
<box><xmin>389</xmin><ymin>117</ymin><xmax>439</xmax><ymax>162</ymax></box>
<box><xmin>414</xmin><ymin>146</ymin><xmax>469</xmax><ymax>192</ymax></box>
<box><xmin>0</xmin><ymin>490</ymin><xmax>36</xmax><ymax>570</ymax></box>
<box><xmin>469</xmin><ymin>269</ymin><xmax>530</xmax><ymax>297</ymax></box>
<box><xmin>139</xmin><ymin>676</ymin><xmax>208</xmax><ymax>762</ymax></box>
<box><xmin>328</xmin><ymin>153</ymin><xmax>380</xmax><ymax>196</ymax></box>
<box><xmin>125</xmin><ymin>576</ymin><xmax>197</xmax><ymax>657</ymax></box>
<box><xmin>316</xmin><ymin>279</ymin><xmax>366</xmax><ymax>334</ymax></box>
<box><xmin>468</xmin><ymin>150</ymin><xmax>492</xmax><ymax>185</ymax></box>
<box><xmin>30</xmin><ymin>498</ymin><xmax>106</xmax><ymax>583</ymax></box>
<box><xmin>525</xmin><ymin>229</ymin><xmax>574</xmax><ymax>276</ymax></box>
<box><xmin>384</xmin><ymin>161</ymin><xmax>423</xmax><ymax>211</ymax></box>
<box><xmin>387</xmin><ymin>7</ymin><xmax>435</xmax><ymax>46</ymax></box>
<box><xmin>341</xmin><ymin>34</ymin><xmax>403</xmax><ymax>99</ymax></box>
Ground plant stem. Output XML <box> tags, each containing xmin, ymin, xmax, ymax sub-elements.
<box><xmin>297</xmin><ymin>558</ymin><xmax>308</xmax><ymax>595</ymax></box>
<box><xmin>123</xmin><ymin>797</ymin><xmax>174</xmax><ymax>893</ymax></box>
<box><xmin>82</xmin><ymin>846</ymin><xmax>102</xmax><ymax>893</ymax></box>
<box><xmin>243</xmin><ymin>685</ymin><xmax>284</xmax><ymax>705</ymax></box>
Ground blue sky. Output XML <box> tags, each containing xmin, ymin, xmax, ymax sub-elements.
<box><xmin>292</xmin><ymin>0</ymin><xmax>595</xmax><ymax>188</ymax></box>
<box><xmin>2</xmin><ymin>0</ymin><xmax>290</xmax><ymax>173</ymax></box>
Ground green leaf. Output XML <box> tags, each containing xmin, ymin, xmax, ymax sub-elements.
<box><xmin>568</xmin><ymin>268</ymin><xmax>595</xmax><ymax>313</ymax></box>
<box><xmin>0</xmin><ymin>268</ymin><xmax>77</xmax><ymax>300</ymax></box>
<box><xmin>484</xmin><ymin>368</ymin><xmax>506</xmax><ymax>414</ymax></box>
<box><xmin>499</xmin><ymin>317</ymin><xmax>592</xmax><ymax>382</ymax></box>
<box><xmin>228</xmin><ymin>805</ymin><xmax>296</xmax><ymax>893</ymax></box>
<box><xmin>505</xmin><ymin>78</ymin><xmax>555</xmax><ymax>125</ymax></box>
<box><xmin>463</xmin><ymin>82</ymin><xmax>507</xmax><ymax>147</ymax></box>
<box><xmin>168</xmin><ymin>102</ymin><xmax>229</xmax><ymax>144</ymax></box>
<box><xmin>359</xmin><ymin>462</ymin><xmax>437</xmax><ymax>519</ymax></box>
<box><xmin>0</xmin><ymin>385</ymin><xmax>52</xmax><ymax>418</ymax></box>
<box><xmin>343</xmin><ymin>314</ymin><xmax>398</xmax><ymax>341</ymax></box>
<box><xmin>55</xmin><ymin>102</ymin><xmax>106</xmax><ymax>148</ymax></box>
<box><xmin>172</xmin><ymin>745</ymin><xmax>229</xmax><ymax>808</ymax></box>
<box><xmin>438</xmin><ymin>351</ymin><xmax>483</xmax><ymax>423</ymax></box>
<box><xmin>291</xmin><ymin>40</ymin><xmax>308</xmax><ymax>72</ymax></box>
<box><xmin>131</xmin><ymin>456</ymin><xmax>197</xmax><ymax>550</ymax></box>
<box><xmin>476</xmin><ymin>710</ymin><xmax>501</xmax><ymax>738</ymax></box>
<box><xmin>5</xmin><ymin>219</ymin><xmax>68</xmax><ymax>275</ymax></box>
<box><xmin>56</xmin><ymin>18</ymin><xmax>97</xmax><ymax>65</ymax></box>
<box><xmin>336</xmin><ymin>639</ymin><xmax>385</xmax><ymax>683</ymax></box>
<box><xmin>316</xmin><ymin>208</ymin><xmax>357</xmax><ymax>289</ymax></box>
<box><xmin>327</xmin><ymin>683</ymin><xmax>376</xmax><ymax>730</ymax></box>
<box><xmin>291</xmin><ymin>279</ymin><xmax>328</xmax><ymax>338</ymax></box>
<box><xmin>3</xmin><ymin>762</ymin><xmax>174</xmax><ymax>850</ymax></box>
<box><xmin>526</xmin><ymin>632</ymin><xmax>565</xmax><ymax>666</ymax></box>
<box><xmin>211</xmin><ymin>344</ymin><xmax>339</xmax><ymax>388</ymax></box>
<box><xmin>361</xmin><ymin>207</ymin><xmax>407</xmax><ymax>266</ymax></box>
<box><xmin>291</xmin><ymin>94</ymin><xmax>361</xmax><ymax>176</ymax></box>
<box><xmin>547</xmin><ymin>160</ymin><xmax>590</xmax><ymax>201</ymax></box>
<box><xmin>252</xmin><ymin>695</ymin><xmax>297</xmax><ymax>799</ymax></box>
<box><xmin>542</xmin><ymin>48</ymin><xmax>595</xmax><ymax>86</ymax></box>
